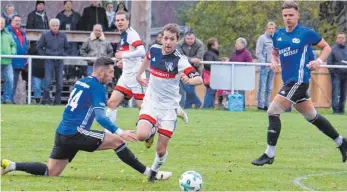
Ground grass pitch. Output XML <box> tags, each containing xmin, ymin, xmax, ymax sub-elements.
<box><xmin>1</xmin><ymin>105</ymin><xmax>347</xmax><ymax>191</ymax></box>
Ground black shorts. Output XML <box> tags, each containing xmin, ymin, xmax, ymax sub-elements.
<box><xmin>50</xmin><ymin>128</ymin><xmax>105</xmax><ymax>162</ymax></box>
<box><xmin>278</xmin><ymin>82</ymin><xmax>310</xmax><ymax>104</ymax></box>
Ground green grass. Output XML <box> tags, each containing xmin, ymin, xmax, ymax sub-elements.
<box><xmin>1</xmin><ymin>105</ymin><xmax>347</xmax><ymax>191</ymax></box>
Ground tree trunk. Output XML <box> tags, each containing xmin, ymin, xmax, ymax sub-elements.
<box><xmin>130</xmin><ymin>1</ymin><xmax>152</xmax><ymax>49</ymax></box>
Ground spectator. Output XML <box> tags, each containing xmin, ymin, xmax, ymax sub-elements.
<box><xmin>79</xmin><ymin>24</ymin><xmax>113</xmax><ymax>76</ymax></box>
<box><xmin>37</xmin><ymin>18</ymin><xmax>69</xmax><ymax>105</ymax></box>
<box><xmin>1</xmin><ymin>17</ymin><xmax>16</xmax><ymax>104</ymax></box>
<box><xmin>2</xmin><ymin>4</ymin><xmax>17</xmax><ymax>26</ymax></box>
<box><xmin>27</xmin><ymin>45</ymin><xmax>45</xmax><ymax>104</ymax></box>
<box><xmin>229</xmin><ymin>37</ymin><xmax>253</xmax><ymax>109</ymax></box>
<box><xmin>56</xmin><ymin>0</ymin><xmax>81</xmax><ymax>56</ymax></box>
<box><xmin>106</xmin><ymin>2</ymin><xmax>115</xmax><ymax>29</ymax></box>
<box><xmin>79</xmin><ymin>1</ymin><xmax>108</xmax><ymax>31</ymax></box>
<box><xmin>6</xmin><ymin>15</ymin><xmax>28</xmax><ymax>103</ymax></box>
<box><xmin>177</xmin><ymin>31</ymin><xmax>204</xmax><ymax>109</ymax></box>
<box><xmin>56</xmin><ymin>1</ymin><xmax>81</xmax><ymax>31</ymax></box>
<box><xmin>149</xmin><ymin>31</ymin><xmax>163</xmax><ymax>47</ymax></box>
<box><xmin>26</xmin><ymin>1</ymin><xmax>49</xmax><ymax>30</ymax></box>
<box><xmin>327</xmin><ymin>32</ymin><xmax>347</xmax><ymax>114</ymax></box>
<box><xmin>256</xmin><ymin>22</ymin><xmax>276</xmax><ymax>111</ymax></box>
<box><xmin>202</xmin><ymin>38</ymin><xmax>220</xmax><ymax>109</ymax></box>
<box><xmin>115</xmin><ymin>2</ymin><xmax>128</xmax><ymax>12</ymax></box>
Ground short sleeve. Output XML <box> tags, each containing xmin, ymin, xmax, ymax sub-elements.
<box><xmin>129</xmin><ymin>31</ymin><xmax>143</xmax><ymax>48</ymax></box>
<box><xmin>178</xmin><ymin>57</ymin><xmax>199</xmax><ymax>78</ymax></box>
<box><xmin>91</xmin><ymin>85</ymin><xmax>107</xmax><ymax>109</ymax></box>
<box><xmin>272</xmin><ymin>31</ymin><xmax>279</xmax><ymax>50</ymax></box>
<box><xmin>305</xmin><ymin>29</ymin><xmax>322</xmax><ymax>45</ymax></box>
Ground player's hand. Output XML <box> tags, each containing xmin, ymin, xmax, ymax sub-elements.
<box><xmin>180</xmin><ymin>73</ymin><xmax>190</xmax><ymax>84</ymax></box>
<box><xmin>136</xmin><ymin>74</ymin><xmax>149</xmax><ymax>87</ymax></box>
<box><xmin>307</xmin><ymin>59</ymin><xmax>321</xmax><ymax>71</ymax></box>
<box><xmin>270</xmin><ymin>62</ymin><xmax>281</xmax><ymax>72</ymax></box>
<box><xmin>120</xmin><ymin>130</ymin><xmax>138</xmax><ymax>142</ymax></box>
<box><xmin>116</xmin><ymin>60</ymin><xmax>123</xmax><ymax>68</ymax></box>
<box><xmin>115</xmin><ymin>51</ymin><xmax>124</xmax><ymax>59</ymax></box>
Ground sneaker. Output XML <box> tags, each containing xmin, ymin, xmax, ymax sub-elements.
<box><xmin>338</xmin><ymin>138</ymin><xmax>347</xmax><ymax>163</ymax></box>
<box><xmin>251</xmin><ymin>153</ymin><xmax>274</xmax><ymax>166</ymax></box>
<box><xmin>1</xmin><ymin>159</ymin><xmax>14</xmax><ymax>175</ymax></box>
<box><xmin>177</xmin><ymin>107</ymin><xmax>188</xmax><ymax>124</ymax></box>
<box><xmin>145</xmin><ymin>126</ymin><xmax>157</xmax><ymax>149</ymax></box>
<box><xmin>156</xmin><ymin>170</ymin><xmax>172</xmax><ymax>180</ymax></box>
<box><xmin>148</xmin><ymin>169</ymin><xmax>157</xmax><ymax>182</ymax></box>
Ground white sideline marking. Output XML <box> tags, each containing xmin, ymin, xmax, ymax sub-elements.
<box><xmin>294</xmin><ymin>171</ymin><xmax>347</xmax><ymax>191</ymax></box>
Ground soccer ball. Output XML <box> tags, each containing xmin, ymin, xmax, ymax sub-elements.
<box><xmin>179</xmin><ymin>171</ymin><xmax>203</xmax><ymax>191</ymax></box>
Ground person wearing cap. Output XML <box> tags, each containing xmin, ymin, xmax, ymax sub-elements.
<box><xmin>26</xmin><ymin>1</ymin><xmax>49</xmax><ymax>30</ymax></box>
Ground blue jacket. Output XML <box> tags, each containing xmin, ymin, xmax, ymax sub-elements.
<box><xmin>36</xmin><ymin>31</ymin><xmax>69</xmax><ymax>57</ymax></box>
<box><xmin>6</xmin><ymin>26</ymin><xmax>28</xmax><ymax>69</ymax></box>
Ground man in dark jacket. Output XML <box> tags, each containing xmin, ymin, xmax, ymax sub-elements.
<box><xmin>26</xmin><ymin>1</ymin><xmax>49</xmax><ymax>30</ymax></box>
<box><xmin>37</xmin><ymin>18</ymin><xmax>69</xmax><ymax>105</ymax></box>
<box><xmin>202</xmin><ymin>38</ymin><xmax>220</xmax><ymax>108</ymax></box>
<box><xmin>79</xmin><ymin>1</ymin><xmax>108</xmax><ymax>31</ymax></box>
<box><xmin>327</xmin><ymin>33</ymin><xmax>347</xmax><ymax>114</ymax></box>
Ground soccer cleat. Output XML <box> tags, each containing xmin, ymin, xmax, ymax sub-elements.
<box><xmin>148</xmin><ymin>169</ymin><xmax>157</xmax><ymax>182</ymax></box>
<box><xmin>338</xmin><ymin>138</ymin><xmax>347</xmax><ymax>163</ymax></box>
<box><xmin>251</xmin><ymin>153</ymin><xmax>274</xmax><ymax>166</ymax></box>
<box><xmin>145</xmin><ymin>134</ymin><xmax>155</xmax><ymax>149</ymax></box>
<box><xmin>177</xmin><ymin>107</ymin><xmax>188</xmax><ymax>124</ymax></box>
<box><xmin>156</xmin><ymin>170</ymin><xmax>172</xmax><ymax>180</ymax></box>
<box><xmin>145</xmin><ymin>126</ymin><xmax>157</xmax><ymax>149</ymax></box>
<box><xmin>1</xmin><ymin>159</ymin><xmax>14</xmax><ymax>175</ymax></box>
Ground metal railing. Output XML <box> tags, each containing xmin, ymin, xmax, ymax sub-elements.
<box><xmin>1</xmin><ymin>54</ymin><xmax>346</xmax><ymax>105</ymax></box>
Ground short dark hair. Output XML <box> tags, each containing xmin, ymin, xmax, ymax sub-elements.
<box><xmin>282</xmin><ymin>1</ymin><xmax>299</xmax><ymax>11</ymax></box>
<box><xmin>63</xmin><ymin>0</ymin><xmax>71</xmax><ymax>5</ymax></box>
<box><xmin>207</xmin><ymin>38</ymin><xmax>218</xmax><ymax>49</ymax></box>
<box><xmin>10</xmin><ymin>15</ymin><xmax>21</xmax><ymax>24</ymax></box>
<box><xmin>116</xmin><ymin>10</ymin><xmax>130</xmax><ymax>21</ymax></box>
<box><xmin>161</xmin><ymin>23</ymin><xmax>180</xmax><ymax>39</ymax></box>
<box><xmin>184</xmin><ymin>31</ymin><xmax>194</xmax><ymax>37</ymax></box>
<box><xmin>94</xmin><ymin>57</ymin><xmax>114</xmax><ymax>68</ymax></box>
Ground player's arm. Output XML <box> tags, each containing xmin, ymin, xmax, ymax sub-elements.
<box><xmin>270</xmin><ymin>49</ymin><xmax>280</xmax><ymax>72</ymax></box>
<box><xmin>136</xmin><ymin>53</ymin><xmax>150</xmax><ymax>87</ymax></box>
<box><xmin>179</xmin><ymin>58</ymin><xmax>203</xmax><ymax>85</ymax></box>
<box><xmin>121</xmin><ymin>45</ymin><xmax>146</xmax><ymax>59</ymax></box>
<box><xmin>306</xmin><ymin>29</ymin><xmax>331</xmax><ymax>70</ymax></box>
<box><xmin>315</xmin><ymin>39</ymin><xmax>331</xmax><ymax>63</ymax></box>
<box><xmin>94</xmin><ymin>108</ymin><xmax>124</xmax><ymax>135</ymax></box>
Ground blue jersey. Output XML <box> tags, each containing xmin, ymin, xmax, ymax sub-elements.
<box><xmin>272</xmin><ymin>25</ymin><xmax>321</xmax><ymax>84</ymax></box>
<box><xmin>56</xmin><ymin>76</ymin><xmax>107</xmax><ymax>135</ymax></box>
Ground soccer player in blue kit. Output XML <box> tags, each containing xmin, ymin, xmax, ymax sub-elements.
<box><xmin>252</xmin><ymin>1</ymin><xmax>347</xmax><ymax>166</ymax></box>
<box><xmin>1</xmin><ymin>57</ymin><xmax>171</xmax><ymax>180</ymax></box>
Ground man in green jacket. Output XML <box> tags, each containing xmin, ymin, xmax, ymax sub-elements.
<box><xmin>1</xmin><ymin>17</ymin><xmax>16</xmax><ymax>104</ymax></box>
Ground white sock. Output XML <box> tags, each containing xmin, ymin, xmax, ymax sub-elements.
<box><xmin>143</xmin><ymin>167</ymin><xmax>151</xmax><ymax>176</ymax></box>
<box><xmin>10</xmin><ymin>162</ymin><xmax>16</xmax><ymax>171</ymax></box>
<box><xmin>151</xmin><ymin>151</ymin><xmax>168</xmax><ymax>172</ymax></box>
<box><xmin>106</xmin><ymin>108</ymin><xmax>118</xmax><ymax>123</ymax></box>
<box><xmin>335</xmin><ymin>135</ymin><xmax>343</xmax><ymax>147</ymax></box>
<box><xmin>265</xmin><ymin>145</ymin><xmax>276</xmax><ymax>158</ymax></box>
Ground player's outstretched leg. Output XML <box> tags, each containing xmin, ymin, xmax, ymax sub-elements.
<box><xmin>99</xmin><ymin>132</ymin><xmax>171</xmax><ymax>180</ymax></box>
<box><xmin>252</xmin><ymin>97</ymin><xmax>291</xmax><ymax>166</ymax></box>
<box><xmin>1</xmin><ymin>158</ymin><xmax>68</xmax><ymax>176</ymax></box>
<box><xmin>294</xmin><ymin>100</ymin><xmax>347</xmax><ymax>163</ymax></box>
<box><xmin>106</xmin><ymin>90</ymin><xmax>125</xmax><ymax>124</ymax></box>
<box><xmin>177</xmin><ymin>106</ymin><xmax>188</xmax><ymax>124</ymax></box>
<box><xmin>148</xmin><ymin>134</ymin><xmax>171</xmax><ymax>182</ymax></box>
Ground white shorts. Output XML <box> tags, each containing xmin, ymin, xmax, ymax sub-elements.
<box><xmin>115</xmin><ymin>75</ymin><xmax>146</xmax><ymax>100</ymax></box>
<box><xmin>138</xmin><ymin>101</ymin><xmax>178</xmax><ymax>138</ymax></box>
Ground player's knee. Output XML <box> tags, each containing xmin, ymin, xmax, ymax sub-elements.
<box><xmin>107</xmin><ymin>99</ymin><xmax>120</xmax><ymax>109</ymax></box>
<box><xmin>267</xmin><ymin>101</ymin><xmax>285</xmax><ymax>116</ymax></box>
<box><xmin>302</xmin><ymin>110</ymin><xmax>317</xmax><ymax>122</ymax></box>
